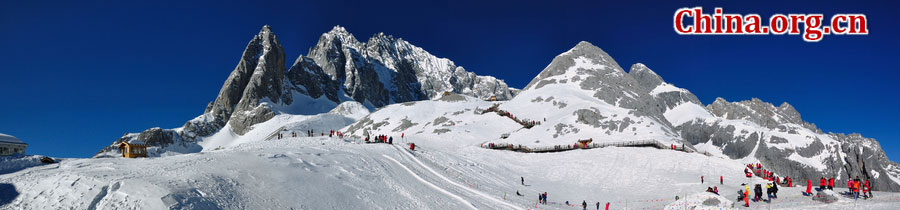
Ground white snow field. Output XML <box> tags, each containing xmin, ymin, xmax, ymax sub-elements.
<box><xmin>3</xmin><ymin>132</ymin><xmax>900</xmax><ymax>209</ymax></box>
<box><xmin>4</xmin><ymin>96</ymin><xmax>900</xmax><ymax>209</ymax></box>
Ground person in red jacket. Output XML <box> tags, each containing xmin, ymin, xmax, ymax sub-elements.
<box><xmin>805</xmin><ymin>179</ymin><xmax>812</xmax><ymax>196</ymax></box>
<box><xmin>820</xmin><ymin>177</ymin><xmax>826</xmax><ymax>190</ymax></box>
<box><xmin>828</xmin><ymin>177</ymin><xmax>835</xmax><ymax>190</ymax></box>
<box><xmin>848</xmin><ymin>179</ymin><xmax>854</xmax><ymax>193</ymax></box>
<box><xmin>720</xmin><ymin>176</ymin><xmax>724</xmax><ymax>185</ymax></box>
<box><xmin>862</xmin><ymin>180</ymin><xmax>870</xmax><ymax>199</ymax></box>
<box><xmin>865</xmin><ymin>179</ymin><xmax>873</xmax><ymax>198</ymax></box>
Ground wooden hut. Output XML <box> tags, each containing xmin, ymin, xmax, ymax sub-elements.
<box><xmin>118</xmin><ymin>141</ymin><xmax>149</xmax><ymax>158</ymax></box>
<box><xmin>577</xmin><ymin>138</ymin><xmax>593</xmax><ymax>148</ymax></box>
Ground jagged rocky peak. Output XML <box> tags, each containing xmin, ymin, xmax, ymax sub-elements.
<box><xmin>707</xmin><ymin>97</ymin><xmax>817</xmax><ymax>131</ymax></box>
<box><xmin>227</xmin><ymin>25</ymin><xmax>287</xmax><ymax>135</ymax></box>
<box><xmin>521</xmin><ymin>41</ymin><xmax>669</xmax><ymax>121</ymax></box>
<box><xmin>628</xmin><ymin>63</ymin><xmax>702</xmax><ymax>110</ymax></box>
<box><xmin>286</xmin><ymin>56</ymin><xmax>340</xmax><ymax>102</ymax></box>
<box><xmin>304</xmin><ymin>25</ymin><xmax>515</xmax><ymax>107</ymax></box>
<box><xmin>206</xmin><ymin>25</ymin><xmax>284</xmax><ymax>127</ymax></box>
<box><xmin>524</xmin><ymin>41</ymin><xmax>625</xmax><ymax>91</ymax></box>
<box><xmin>629</xmin><ymin>63</ymin><xmax>664</xmax><ymax>89</ymax></box>
<box><xmin>324</xmin><ymin>25</ymin><xmax>360</xmax><ymax>45</ymax></box>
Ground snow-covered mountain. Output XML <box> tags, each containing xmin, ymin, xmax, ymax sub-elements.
<box><xmin>619</xmin><ymin>55</ymin><xmax>900</xmax><ymax>192</ymax></box>
<box><xmin>95</xmin><ymin>25</ymin><xmax>516</xmax><ymax>157</ymax></box>
<box><xmin>343</xmin><ymin>41</ymin><xmax>900</xmax><ymax>191</ymax></box>
<box><xmin>343</xmin><ymin>42</ymin><xmax>689</xmax><ymax>149</ymax></box>
<box><xmin>671</xmin><ymin>96</ymin><xmax>900</xmax><ymax>191</ymax></box>
<box><xmin>92</xmin><ymin>26</ymin><xmax>899</xmax><ymax>193</ymax></box>
<box><xmin>9</xmin><ymin>27</ymin><xmax>900</xmax><ymax>209</ymax></box>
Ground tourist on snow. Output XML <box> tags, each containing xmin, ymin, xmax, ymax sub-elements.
<box><xmin>805</xmin><ymin>179</ymin><xmax>812</xmax><ymax>196</ymax></box>
<box><xmin>769</xmin><ymin>182</ymin><xmax>779</xmax><ymax>199</ymax></box>
<box><xmin>754</xmin><ymin>184</ymin><xmax>763</xmax><ymax>202</ymax></box>
<box><xmin>847</xmin><ymin>179</ymin><xmax>854</xmax><ymax>194</ymax></box>
<box><xmin>582</xmin><ymin>200</ymin><xmax>587</xmax><ymax>210</ymax></box>
<box><xmin>743</xmin><ymin>185</ymin><xmax>750</xmax><ymax>207</ymax></box>
<box><xmin>701</xmin><ymin>176</ymin><xmax>704</xmax><ymax>183</ymax></box>
<box><xmin>521</xmin><ymin>177</ymin><xmax>525</xmax><ymax>185</ymax></box>
<box><xmin>388</xmin><ymin>136</ymin><xmax>393</xmax><ymax>144</ymax></box>
<box><xmin>862</xmin><ymin>180</ymin><xmax>870</xmax><ymax>199</ymax></box>
<box><xmin>820</xmin><ymin>177</ymin><xmax>826</xmax><ymax>190</ymax></box>
<box><xmin>720</xmin><ymin>176</ymin><xmax>723</xmax><ymax>185</ymax></box>
<box><xmin>865</xmin><ymin>179</ymin><xmax>873</xmax><ymax>198</ymax></box>
<box><xmin>828</xmin><ymin>177</ymin><xmax>835</xmax><ymax>190</ymax></box>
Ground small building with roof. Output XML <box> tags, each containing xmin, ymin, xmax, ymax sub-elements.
<box><xmin>118</xmin><ymin>140</ymin><xmax>149</xmax><ymax>158</ymax></box>
<box><xmin>0</xmin><ymin>133</ymin><xmax>28</xmax><ymax>156</ymax></box>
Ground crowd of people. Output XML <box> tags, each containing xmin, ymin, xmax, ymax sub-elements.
<box><xmin>274</xmin><ymin>129</ymin><xmax>348</xmax><ymax>140</ymax></box>
<box><xmin>846</xmin><ymin>176</ymin><xmax>874</xmax><ymax>199</ymax></box>
<box><xmin>365</xmin><ymin>134</ymin><xmax>393</xmax><ymax>144</ymax></box>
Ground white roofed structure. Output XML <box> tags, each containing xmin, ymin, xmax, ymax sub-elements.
<box><xmin>0</xmin><ymin>133</ymin><xmax>27</xmax><ymax>155</ymax></box>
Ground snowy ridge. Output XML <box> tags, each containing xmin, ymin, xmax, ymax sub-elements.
<box><xmin>96</xmin><ymin>25</ymin><xmax>515</xmax><ymax>157</ymax></box>
<box><xmin>6</xmin><ymin>38</ymin><xmax>900</xmax><ymax>209</ymax></box>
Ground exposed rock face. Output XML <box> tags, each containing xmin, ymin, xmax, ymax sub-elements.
<box><xmin>677</xmin><ymin>97</ymin><xmax>900</xmax><ymax>191</ymax></box>
<box><xmin>629</xmin><ymin>63</ymin><xmax>702</xmax><ymax>110</ymax></box>
<box><xmin>307</xmin><ymin>26</ymin><xmax>516</xmax><ymax>107</ymax></box>
<box><xmin>707</xmin><ymin>98</ymin><xmax>817</xmax><ymax>131</ymax></box>
<box><xmin>524</xmin><ymin>42</ymin><xmax>669</xmax><ymax>122</ymax></box>
<box><xmin>619</xmin><ymin>60</ymin><xmax>899</xmax><ymax>191</ymax></box>
<box><xmin>496</xmin><ymin>41</ymin><xmax>686</xmax><ymax>147</ymax></box>
<box><xmin>228</xmin><ymin>26</ymin><xmax>287</xmax><ymax>135</ymax></box>
<box><xmin>97</xmin><ymin>25</ymin><xmax>514</xmax><ymax>157</ymax></box>
<box><xmin>207</xmin><ymin>25</ymin><xmax>281</xmax><ymax>130</ymax></box>
<box><xmin>286</xmin><ymin>56</ymin><xmax>340</xmax><ymax>102</ymax></box>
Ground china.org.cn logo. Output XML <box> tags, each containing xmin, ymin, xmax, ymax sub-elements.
<box><xmin>674</xmin><ymin>7</ymin><xmax>868</xmax><ymax>42</ymax></box>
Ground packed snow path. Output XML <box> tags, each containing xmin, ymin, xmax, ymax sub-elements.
<box><xmin>479</xmin><ymin>104</ymin><xmax>539</xmax><ymax>129</ymax></box>
<box><xmin>386</xmin><ymin>145</ymin><xmax>525</xmax><ymax>210</ymax></box>
<box><xmin>482</xmin><ymin>139</ymin><xmax>698</xmax><ymax>154</ymax></box>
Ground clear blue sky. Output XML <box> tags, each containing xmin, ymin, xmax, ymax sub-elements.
<box><xmin>1</xmin><ymin>0</ymin><xmax>897</xmax><ymax>159</ymax></box>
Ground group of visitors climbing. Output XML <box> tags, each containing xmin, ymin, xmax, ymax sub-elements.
<box><xmin>329</xmin><ymin>130</ymin><xmax>344</xmax><ymax>138</ymax></box>
<box><xmin>847</xmin><ymin>176</ymin><xmax>874</xmax><ymax>199</ymax></box>
<box><xmin>523</xmin><ymin>177</ymin><xmax>611</xmax><ymax>210</ymax></box>
<box><xmin>735</xmin><ymin>162</ymin><xmax>784</xmax><ymax>207</ymax></box>
<box><xmin>736</xmin><ymin>180</ymin><xmax>779</xmax><ymax>207</ymax></box>
<box><xmin>482</xmin><ymin>104</ymin><xmax>540</xmax><ymax>128</ymax></box>
<box><xmin>275</xmin><ymin>129</ymin><xmax>346</xmax><ymax>140</ymax></box>
<box><xmin>365</xmin><ymin>134</ymin><xmax>393</xmax><ymax>144</ymax></box>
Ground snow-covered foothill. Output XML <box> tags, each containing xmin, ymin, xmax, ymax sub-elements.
<box><xmin>664</xmin><ymin>192</ymin><xmax>734</xmax><ymax>210</ymax></box>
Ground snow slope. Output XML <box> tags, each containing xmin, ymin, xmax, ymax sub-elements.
<box><xmin>6</xmin><ymin>134</ymin><xmax>900</xmax><ymax>209</ymax></box>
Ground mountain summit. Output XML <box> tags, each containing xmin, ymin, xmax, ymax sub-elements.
<box><xmin>344</xmin><ymin>40</ymin><xmax>900</xmax><ymax>192</ymax></box>
<box><xmin>95</xmin><ymin>25</ymin><xmax>516</xmax><ymax>156</ymax></box>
